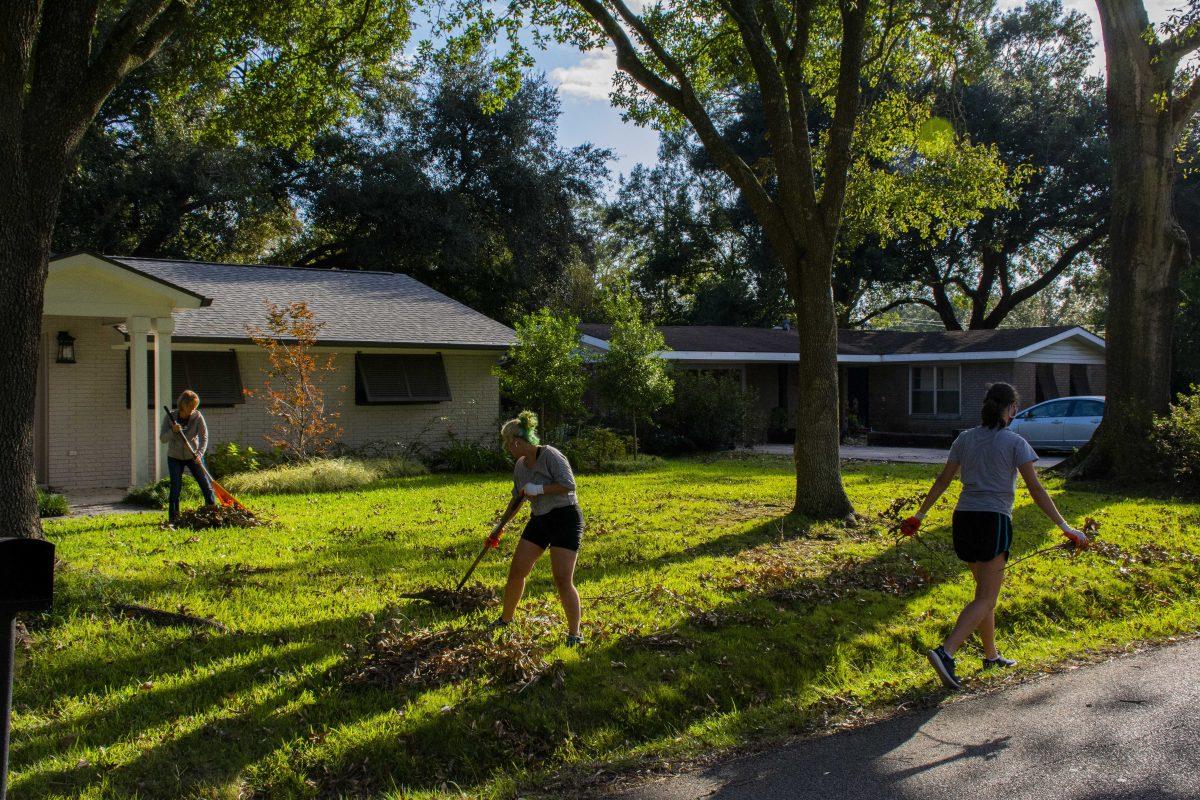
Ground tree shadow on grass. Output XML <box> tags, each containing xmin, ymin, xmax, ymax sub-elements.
<box><xmin>13</xmin><ymin>483</ymin><xmax>1116</xmax><ymax>799</ymax></box>
<box><xmin>301</xmin><ymin>538</ymin><xmax>958</xmax><ymax>796</ymax></box>
<box><xmin>10</xmin><ymin>614</ymin><xmax>367</xmax><ymax>800</ymax></box>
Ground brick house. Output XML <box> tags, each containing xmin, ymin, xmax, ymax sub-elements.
<box><xmin>579</xmin><ymin>324</ymin><xmax>1106</xmax><ymax>445</ymax></box>
<box><xmin>38</xmin><ymin>252</ymin><xmax>515</xmax><ymax>491</ymax></box>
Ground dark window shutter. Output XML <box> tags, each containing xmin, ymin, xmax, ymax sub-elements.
<box><xmin>1035</xmin><ymin>364</ymin><xmax>1060</xmax><ymax>403</ymax></box>
<box><xmin>129</xmin><ymin>350</ymin><xmax>243</xmax><ymax>408</ymax></box>
<box><xmin>356</xmin><ymin>354</ymin><xmax>451</xmax><ymax>404</ymax></box>
<box><xmin>181</xmin><ymin>351</ymin><xmax>243</xmax><ymax>406</ymax></box>
<box><xmin>1069</xmin><ymin>364</ymin><xmax>1091</xmax><ymax>396</ymax></box>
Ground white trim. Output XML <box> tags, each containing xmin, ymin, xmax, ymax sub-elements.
<box><xmin>908</xmin><ymin>363</ymin><xmax>963</xmax><ymax>417</ymax></box>
<box><xmin>578</xmin><ymin>327</ymin><xmax>1106</xmax><ymax>365</ymax></box>
<box><xmin>579</xmin><ymin>334</ymin><xmax>611</xmax><ymax>351</ymax></box>
<box><xmin>113</xmin><ymin>341</ymin><xmax>502</xmax><ymax>357</ymax></box>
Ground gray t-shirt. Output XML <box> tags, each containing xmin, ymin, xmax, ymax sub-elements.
<box><xmin>948</xmin><ymin>426</ymin><xmax>1039</xmax><ymax>516</ymax></box>
<box><xmin>512</xmin><ymin>445</ymin><xmax>577</xmax><ymax>515</ymax></box>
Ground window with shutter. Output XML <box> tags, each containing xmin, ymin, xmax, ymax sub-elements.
<box><xmin>356</xmin><ymin>354</ymin><xmax>451</xmax><ymax>404</ymax></box>
<box><xmin>127</xmin><ymin>350</ymin><xmax>243</xmax><ymax>408</ymax></box>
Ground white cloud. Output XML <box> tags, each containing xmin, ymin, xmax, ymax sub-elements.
<box><xmin>551</xmin><ymin>49</ymin><xmax>618</xmax><ymax>102</ymax></box>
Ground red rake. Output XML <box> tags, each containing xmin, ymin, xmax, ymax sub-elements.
<box><xmin>164</xmin><ymin>406</ymin><xmax>249</xmax><ymax>512</ymax></box>
<box><xmin>455</xmin><ymin>499</ymin><xmax>524</xmax><ymax>591</ymax></box>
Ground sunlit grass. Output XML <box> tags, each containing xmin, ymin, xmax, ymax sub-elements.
<box><xmin>13</xmin><ymin>456</ymin><xmax>1200</xmax><ymax>799</ymax></box>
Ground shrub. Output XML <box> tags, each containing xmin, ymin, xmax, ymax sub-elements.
<box><xmin>206</xmin><ymin>442</ymin><xmax>262</xmax><ymax>479</ymax></box>
<box><xmin>1152</xmin><ymin>388</ymin><xmax>1200</xmax><ymax>489</ymax></box>
<box><xmin>563</xmin><ymin>427</ymin><xmax>630</xmax><ymax>472</ymax></box>
<box><xmin>653</xmin><ymin>371</ymin><xmax>764</xmax><ymax>452</ymax></box>
<box><xmin>222</xmin><ymin>457</ymin><xmax>427</xmax><ymax>495</ymax></box>
<box><xmin>124</xmin><ymin>477</ymin><xmax>200</xmax><ymax>509</ymax></box>
<box><xmin>435</xmin><ymin>438</ymin><xmax>510</xmax><ymax>473</ymax></box>
<box><xmin>37</xmin><ymin>488</ymin><xmax>68</xmax><ymax>517</ymax></box>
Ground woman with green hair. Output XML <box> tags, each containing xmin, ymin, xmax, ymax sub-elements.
<box><xmin>491</xmin><ymin>411</ymin><xmax>584</xmax><ymax>646</ymax></box>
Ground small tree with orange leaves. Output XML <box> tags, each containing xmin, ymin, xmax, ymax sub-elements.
<box><xmin>246</xmin><ymin>301</ymin><xmax>343</xmax><ymax>460</ymax></box>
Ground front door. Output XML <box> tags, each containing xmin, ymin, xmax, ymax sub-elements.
<box><xmin>847</xmin><ymin>367</ymin><xmax>870</xmax><ymax>428</ymax></box>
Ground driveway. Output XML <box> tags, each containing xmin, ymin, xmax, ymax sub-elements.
<box><xmin>612</xmin><ymin>638</ymin><xmax>1200</xmax><ymax>800</ymax></box>
<box><xmin>755</xmin><ymin>443</ymin><xmax>1064</xmax><ymax>468</ymax></box>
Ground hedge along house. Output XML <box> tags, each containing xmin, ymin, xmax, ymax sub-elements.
<box><xmin>578</xmin><ymin>324</ymin><xmax>1106</xmax><ymax>445</ymax></box>
<box><xmin>39</xmin><ymin>252</ymin><xmax>516</xmax><ymax>491</ymax></box>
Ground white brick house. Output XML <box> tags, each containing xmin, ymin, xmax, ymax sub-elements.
<box><xmin>38</xmin><ymin>252</ymin><xmax>516</xmax><ymax>491</ymax></box>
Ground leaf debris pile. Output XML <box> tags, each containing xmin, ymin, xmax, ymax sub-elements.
<box><xmin>724</xmin><ymin>543</ymin><xmax>931</xmax><ymax>602</ymax></box>
<box><xmin>171</xmin><ymin>504</ymin><xmax>262</xmax><ymax>530</ymax></box>
<box><xmin>347</xmin><ymin>614</ymin><xmax>560</xmax><ymax>691</ymax></box>
<box><xmin>398</xmin><ymin>583</ymin><xmax>498</xmax><ymax>612</ymax></box>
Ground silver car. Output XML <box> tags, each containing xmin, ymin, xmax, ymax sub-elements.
<box><xmin>1008</xmin><ymin>395</ymin><xmax>1105</xmax><ymax>451</ymax></box>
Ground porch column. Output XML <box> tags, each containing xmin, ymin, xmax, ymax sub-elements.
<box><xmin>127</xmin><ymin>316</ymin><xmax>151</xmax><ymax>487</ymax></box>
<box><xmin>152</xmin><ymin>316</ymin><xmax>175</xmax><ymax>480</ymax></box>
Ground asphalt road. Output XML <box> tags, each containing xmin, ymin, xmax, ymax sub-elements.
<box><xmin>613</xmin><ymin>639</ymin><xmax>1200</xmax><ymax>800</ymax></box>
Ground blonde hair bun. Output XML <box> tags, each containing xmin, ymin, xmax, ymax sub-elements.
<box><xmin>501</xmin><ymin>411</ymin><xmax>541</xmax><ymax>445</ymax></box>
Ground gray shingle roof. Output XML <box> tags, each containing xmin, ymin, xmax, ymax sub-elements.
<box><xmin>113</xmin><ymin>257</ymin><xmax>516</xmax><ymax>350</ymax></box>
<box><xmin>579</xmin><ymin>324</ymin><xmax>1097</xmax><ymax>357</ymax></box>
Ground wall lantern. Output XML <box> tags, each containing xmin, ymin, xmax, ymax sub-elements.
<box><xmin>56</xmin><ymin>331</ymin><xmax>76</xmax><ymax>364</ymax></box>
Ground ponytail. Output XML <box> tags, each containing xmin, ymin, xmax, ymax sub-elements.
<box><xmin>981</xmin><ymin>382</ymin><xmax>1019</xmax><ymax>429</ymax></box>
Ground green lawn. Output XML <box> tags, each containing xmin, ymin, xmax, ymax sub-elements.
<box><xmin>13</xmin><ymin>457</ymin><xmax>1200</xmax><ymax>799</ymax></box>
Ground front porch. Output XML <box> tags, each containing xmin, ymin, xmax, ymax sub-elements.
<box><xmin>37</xmin><ymin>252</ymin><xmax>210</xmax><ymax>490</ymax></box>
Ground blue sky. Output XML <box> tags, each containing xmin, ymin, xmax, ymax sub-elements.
<box><xmin>499</xmin><ymin>0</ymin><xmax>1180</xmax><ymax>187</ymax></box>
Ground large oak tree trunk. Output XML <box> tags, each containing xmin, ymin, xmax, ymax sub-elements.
<box><xmin>788</xmin><ymin>243</ymin><xmax>854</xmax><ymax>519</ymax></box>
<box><xmin>1065</xmin><ymin>0</ymin><xmax>1190</xmax><ymax>480</ymax></box>
<box><xmin>0</xmin><ymin>149</ymin><xmax>61</xmax><ymax>540</ymax></box>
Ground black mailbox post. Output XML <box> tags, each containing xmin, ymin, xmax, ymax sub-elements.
<box><xmin>0</xmin><ymin>538</ymin><xmax>55</xmax><ymax>800</ymax></box>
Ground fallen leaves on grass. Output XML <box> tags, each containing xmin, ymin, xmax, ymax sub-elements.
<box><xmin>170</xmin><ymin>504</ymin><xmax>262</xmax><ymax>530</ymax></box>
<box><xmin>397</xmin><ymin>582</ymin><xmax>498</xmax><ymax>612</ymax></box>
<box><xmin>347</xmin><ymin>613</ymin><xmax>561</xmax><ymax>692</ymax></box>
<box><xmin>723</xmin><ymin>542</ymin><xmax>931</xmax><ymax>603</ymax></box>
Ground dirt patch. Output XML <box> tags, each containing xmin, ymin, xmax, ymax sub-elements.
<box><xmin>398</xmin><ymin>583</ymin><xmax>498</xmax><ymax>612</ymax></box>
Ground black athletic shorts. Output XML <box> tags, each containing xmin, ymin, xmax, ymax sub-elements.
<box><xmin>521</xmin><ymin>504</ymin><xmax>584</xmax><ymax>552</ymax></box>
<box><xmin>952</xmin><ymin>510</ymin><xmax>1013</xmax><ymax>563</ymax></box>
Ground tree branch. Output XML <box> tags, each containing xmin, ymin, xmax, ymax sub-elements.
<box><xmin>819</xmin><ymin>0</ymin><xmax>870</xmax><ymax>235</ymax></box>
<box><xmin>980</xmin><ymin>225</ymin><xmax>1106</xmax><ymax>327</ymax></box>
<box><xmin>848</xmin><ymin>296</ymin><xmax>937</xmax><ymax>327</ymax></box>
<box><xmin>574</xmin><ymin>0</ymin><xmax>783</xmax><ymax>232</ymax></box>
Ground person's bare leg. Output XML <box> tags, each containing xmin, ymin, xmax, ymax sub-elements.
<box><xmin>549</xmin><ymin>546</ymin><xmax>581</xmax><ymax>636</ymax></box>
<box><xmin>501</xmin><ymin>539</ymin><xmax>544</xmax><ymax>622</ymax></box>
<box><xmin>943</xmin><ymin>554</ymin><xmax>1005</xmax><ymax>656</ymax></box>
<box><xmin>977</xmin><ymin>607</ymin><xmax>999</xmax><ymax>659</ymax></box>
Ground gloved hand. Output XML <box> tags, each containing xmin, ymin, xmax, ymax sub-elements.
<box><xmin>1061</xmin><ymin>525</ymin><xmax>1090</xmax><ymax>550</ymax></box>
<box><xmin>521</xmin><ymin>483</ymin><xmax>545</xmax><ymax>497</ymax></box>
<box><xmin>900</xmin><ymin>511</ymin><xmax>925</xmax><ymax>537</ymax></box>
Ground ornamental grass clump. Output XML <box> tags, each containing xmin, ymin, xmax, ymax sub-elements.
<box><xmin>222</xmin><ymin>456</ymin><xmax>426</xmax><ymax>495</ymax></box>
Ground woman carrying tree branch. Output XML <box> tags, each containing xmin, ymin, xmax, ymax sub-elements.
<box><xmin>489</xmin><ymin>411</ymin><xmax>585</xmax><ymax>647</ymax></box>
<box><xmin>902</xmin><ymin>382</ymin><xmax>1089</xmax><ymax>690</ymax></box>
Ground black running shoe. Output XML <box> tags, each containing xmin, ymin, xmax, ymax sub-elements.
<box><xmin>487</xmin><ymin>616</ymin><xmax>509</xmax><ymax>631</ymax></box>
<box><xmin>927</xmin><ymin>645</ymin><xmax>961</xmax><ymax>689</ymax></box>
<box><xmin>982</xmin><ymin>654</ymin><xmax>1017</xmax><ymax>669</ymax></box>
<box><xmin>566</xmin><ymin>634</ymin><xmax>584</xmax><ymax>648</ymax></box>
